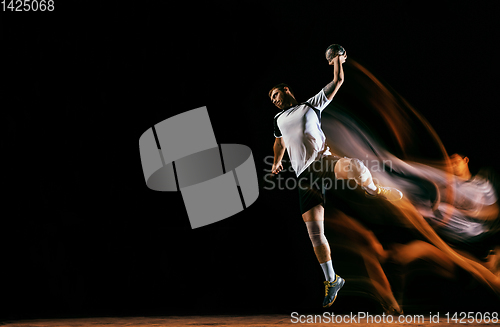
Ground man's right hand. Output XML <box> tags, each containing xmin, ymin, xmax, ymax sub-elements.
<box><xmin>272</xmin><ymin>162</ymin><xmax>283</xmax><ymax>174</ymax></box>
<box><xmin>328</xmin><ymin>51</ymin><xmax>347</xmax><ymax>65</ymax></box>
<box><xmin>339</xmin><ymin>51</ymin><xmax>347</xmax><ymax>64</ymax></box>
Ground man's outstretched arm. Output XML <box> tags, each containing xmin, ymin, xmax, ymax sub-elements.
<box><xmin>323</xmin><ymin>52</ymin><xmax>346</xmax><ymax>101</ymax></box>
<box><xmin>272</xmin><ymin>137</ymin><xmax>286</xmax><ymax>174</ymax></box>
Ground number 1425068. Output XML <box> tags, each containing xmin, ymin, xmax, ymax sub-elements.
<box><xmin>2</xmin><ymin>0</ymin><xmax>54</xmax><ymax>11</ymax></box>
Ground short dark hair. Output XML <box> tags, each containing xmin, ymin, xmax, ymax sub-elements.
<box><xmin>269</xmin><ymin>83</ymin><xmax>294</xmax><ymax>98</ymax></box>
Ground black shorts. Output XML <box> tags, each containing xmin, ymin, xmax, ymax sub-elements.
<box><xmin>297</xmin><ymin>156</ymin><xmax>340</xmax><ymax>215</ymax></box>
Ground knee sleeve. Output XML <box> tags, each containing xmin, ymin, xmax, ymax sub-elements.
<box><xmin>305</xmin><ymin>221</ymin><xmax>328</xmax><ymax>247</ymax></box>
<box><xmin>347</xmin><ymin>158</ymin><xmax>372</xmax><ymax>185</ymax></box>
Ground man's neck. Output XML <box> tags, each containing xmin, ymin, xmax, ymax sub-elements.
<box><xmin>284</xmin><ymin>98</ymin><xmax>299</xmax><ymax>110</ymax></box>
<box><xmin>458</xmin><ymin>171</ymin><xmax>472</xmax><ymax>180</ymax></box>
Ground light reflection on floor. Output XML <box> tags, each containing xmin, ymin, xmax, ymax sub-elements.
<box><xmin>1</xmin><ymin>314</ymin><xmax>497</xmax><ymax>326</ymax></box>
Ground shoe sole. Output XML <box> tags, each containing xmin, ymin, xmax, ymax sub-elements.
<box><xmin>364</xmin><ymin>191</ymin><xmax>403</xmax><ymax>201</ymax></box>
<box><xmin>323</xmin><ymin>278</ymin><xmax>345</xmax><ymax>308</ymax></box>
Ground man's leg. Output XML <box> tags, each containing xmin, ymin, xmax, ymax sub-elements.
<box><xmin>303</xmin><ymin>205</ymin><xmax>334</xmax><ymax>278</ymax></box>
<box><xmin>302</xmin><ymin>204</ymin><xmax>345</xmax><ymax>308</ymax></box>
<box><xmin>334</xmin><ymin>157</ymin><xmax>403</xmax><ymax>200</ymax></box>
<box><xmin>334</xmin><ymin>158</ymin><xmax>377</xmax><ymax>191</ymax></box>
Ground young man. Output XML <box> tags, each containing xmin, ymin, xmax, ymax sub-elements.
<box><xmin>269</xmin><ymin>45</ymin><xmax>403</xmax><ymax>308</ymax></box>
<box><xmin>387</xmin><ymin>153</ymin><xmax>500</xmax><ymax>306</ymax></box>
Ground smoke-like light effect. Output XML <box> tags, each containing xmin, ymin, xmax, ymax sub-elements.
<box><xmin>321</xmin><ymin>59</ymin><xmax>500</xmax><ymax>311</ymax></box>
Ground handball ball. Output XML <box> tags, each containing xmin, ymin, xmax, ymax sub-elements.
<box><xmin>325</xmin><ymin>44</ymin><xmax>345</xmax><ymax>61</ymax></box>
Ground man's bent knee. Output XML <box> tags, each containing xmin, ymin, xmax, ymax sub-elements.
<box><xmin>305</xmin><ymin>220</ymin><xmax>328</xmax><ymax>247</ymax></box>
<box><xmin>335</xmin><ymin>158</ymin><xmax>372</xmax><ymax>186</ymax></box>
<box><xmin>334</xmin><ymin>157</ymin><xmax>351</xmax><ymax>179</ymax></box>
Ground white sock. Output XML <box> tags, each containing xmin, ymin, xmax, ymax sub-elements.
<box><xmin>320</xmin><ymin>260</ymin><xmax>336</xmax><ymax>282</ymax></box>
<box><xmin>364</xmin><ymin>181</ymin><xmax>378</xmax><ymax>194</ymax></box>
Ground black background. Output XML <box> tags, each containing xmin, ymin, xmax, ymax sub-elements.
<box><xmin>3</xmin><ymin>0</ymin><xmax>500</xmax><ymax>321</ymax></box>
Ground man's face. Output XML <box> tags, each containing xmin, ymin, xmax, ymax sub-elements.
<box><xmin>270</xmin><ymin>88</ymin><xmax>286</xmax><ymax>110</ymax></box>
<box><xmin>450</xmin><ymin>154</ymin><xmax>469</xmax><ymax>176</ymax></box>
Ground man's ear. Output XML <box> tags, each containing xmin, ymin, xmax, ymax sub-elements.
<box><xmin>283</xmin><ymin>87</ymin><xmax>295</xmax><ymax>98</ymax></box>
<box><xmin>464</xmin><ymin>157</ymin><xmax>469</xmax><ymax>164</ymax></box>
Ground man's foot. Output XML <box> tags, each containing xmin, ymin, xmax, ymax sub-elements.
<box><xmin>323</xmin><ymin>275</ymin><xmax>345</xmax><ymax>308</ymax></box>
<box><xmin>381</xmin><ymin>302</ymin><xmax>404</xmax><ymax>316</ymax></box>
<box><xmin>365</xmin><ymin>185</ymin><xmax>403</xmax><ymax>201</ymax></box>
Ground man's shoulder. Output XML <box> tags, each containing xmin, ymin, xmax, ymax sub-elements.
<box><xmin>274</xmin><ymin>110</ymin><xmax>285</xmax><ymax>119</ymax></box>
<box><xmin>305</xmin><ymin>89</ymin><xmax>331</xmax><ymax>111</ymax></box>
<box><xmin>301</xmin><ymin>101</ymin><xmax>318</xmax><ymax>110</ymax></box>
<box><xmin>274</xmin><ymin>107</ymin><xmax>297</xmax><ymax>119</ymax></box>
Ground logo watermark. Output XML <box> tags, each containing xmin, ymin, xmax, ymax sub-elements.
<box><xmin>139</xmin><ymin>107</ymin><xmax>259</xmax><ymax>229</ymax></box>
<box><xmin>291</xmin><ymin>312</ymin><xmax>426</xmax><ymax>324</ymax></box>
<box><xmin>290</xmin><ymin>311</ymin><xmax>499</xmax><ymax>324</ymax></box>
<box><xmin>263</xmin><ymin>155</ymin><xmax>393</xmax><ymax>191</ymax></box>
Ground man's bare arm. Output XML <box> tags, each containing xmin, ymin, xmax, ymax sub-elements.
<box><xmin>272</xmin><ymin>137</ymin><xmax>286</xmax><ymax>174</ymax></box>
<box><xmin>323</xmin><ymin>52</ymin><xmax>346</xmax><ymax>101</ymax></box>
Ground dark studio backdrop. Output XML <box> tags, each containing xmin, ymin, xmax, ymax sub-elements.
<box><xmin>3</xmin><ymin>0</ymin><xmax>500</xmax><ymax>321</ymax></box>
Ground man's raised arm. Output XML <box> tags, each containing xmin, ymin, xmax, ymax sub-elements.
<box><xmin>323</xmin><ymin>52</ymin><xmax>346</xmax><ymax>101</ymax></box>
